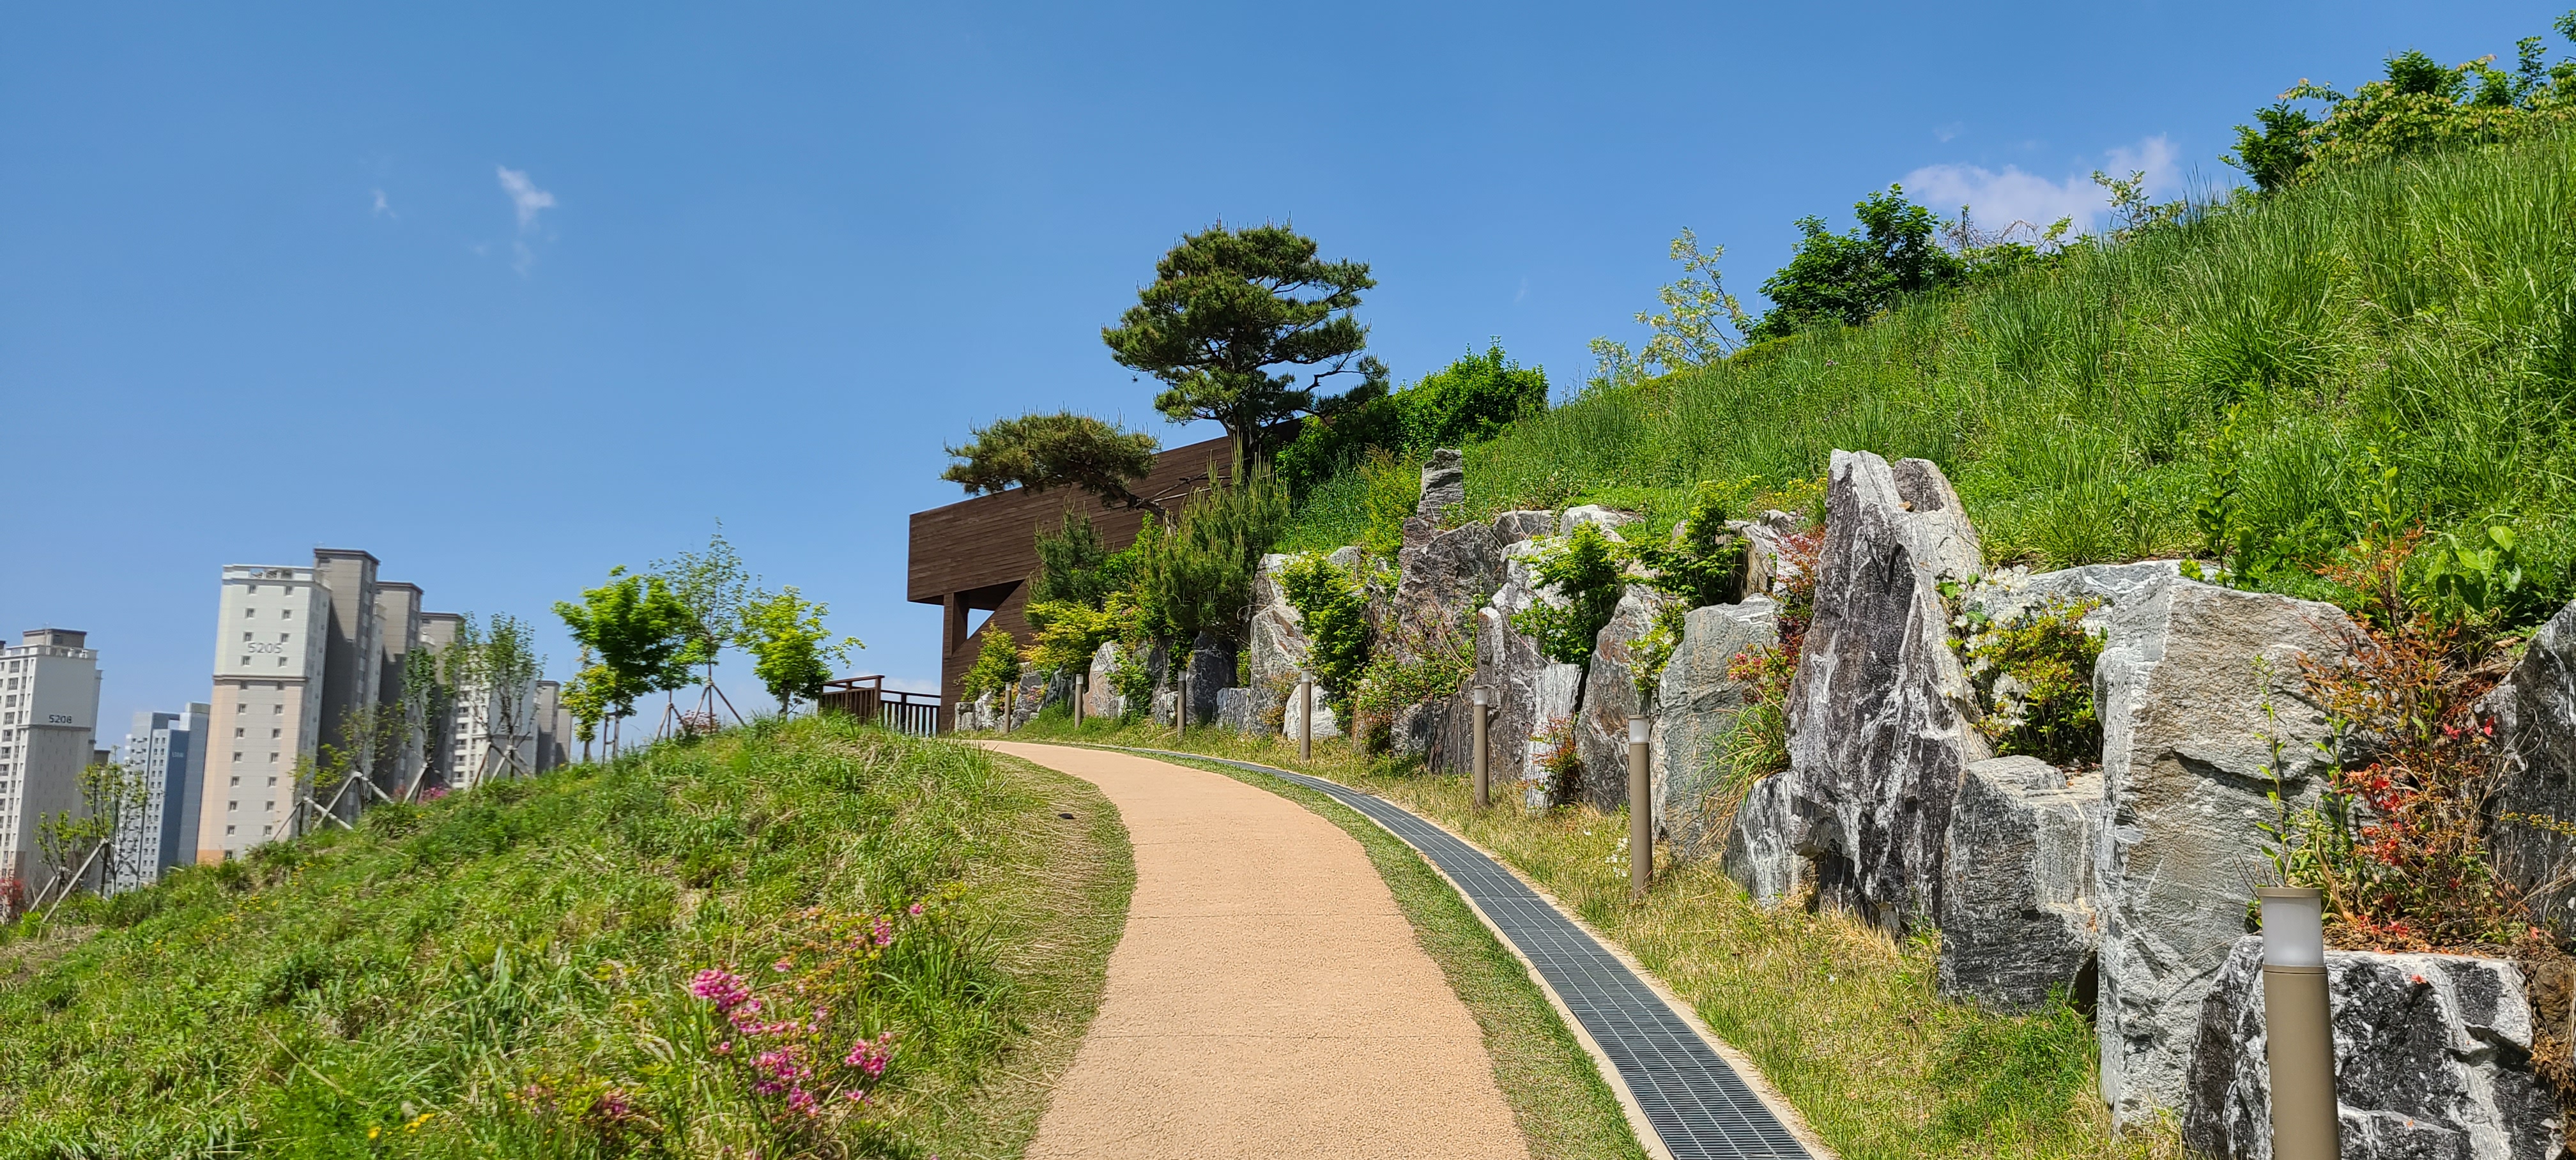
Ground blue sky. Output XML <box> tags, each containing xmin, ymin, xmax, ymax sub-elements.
<box><xmin>3</xmin><ymin>1</ymin><xmax>2561</xmax><ymax>727</ymax></box>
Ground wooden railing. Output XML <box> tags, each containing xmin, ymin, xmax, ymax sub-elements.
<box><xmin>816</xmin><ymin>675</ymin><xmax>943</xmax><ymax>737</ymax></box>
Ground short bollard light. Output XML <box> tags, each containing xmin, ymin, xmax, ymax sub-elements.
<box><xmin>1471</xmin><ymin>685</ymin><xmax>1491</xmax><ymax>811</ymax></box>
<box><xmin>1627</xmin><ymin>714</ymin><xmax>1651</xmax><ymax>901</ymax></box>
<box><xmin>2258</xmin><ymin>887</ymin><xmax>2339</xmax><ymax>1160</ymax></box>
<box><xmin>1296</xmin><ymin>676</ymin><xmax>1314</xmax><ymax>761</ymax></box>
<box><xmin>1073</xmin><ymin>674</ymin><xmax>1085</xmax><ymax>728</ymax></box>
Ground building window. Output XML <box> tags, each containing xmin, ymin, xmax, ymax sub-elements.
<box><xmin>279</xmin><ymin>633</ymin><xmax>289</xmax><ymax>643</ymax></box>
<box><xmin>229</xmin><ymin>776</ymin><xmax>238</xmax><ymax>786</ymax></box>
<box><xmin>234</xmin><ymin>728</ymin><xmax>243</xmax><ymax>738</ymax></box>
<box><xmin>282</xmin><ymin>609</ymin><xmax>293</xmax><ymax>620</ymax></box>
<box><xmin>268</xmin><ymin>752</ymin><xmax>278</xmax><ymax>763</ymax></box>
<box><xmin>242</xmin><ymin>633</ymin><xmax>252</xmax><ymax>643</ymax></box>
<box><xmin>266</xmin><ymin>777</ymin><xmax>276</xmax><ymax>787</ymax></box>
<box><xmin>226</xmin><ymin>825</ymin><xmax>235</xmax><ymax>835</ymax></box>
<box><xmin>273</xmin><ymin>705</ymin><xmax>284</xmax><ymax>714</ymax></box>
<box><xmin>244</xmin><ymin>607</ymin><xmax>255</xmax><ymax>616</ymax></box>
<box><xmin>240</xmin><ymin>657</ymin><xmax>250</xmax><ymax>667</ymax></box>
<box><xmin>227</xmin><ymin>800</ymin><xmax>237</xmax><ymax>811</ymax></box>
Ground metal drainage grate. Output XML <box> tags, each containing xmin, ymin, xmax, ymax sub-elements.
<box><xmin>1129</xmin><ymin>748</ymin><xmax>1813</xmax><ymax>1160</ymax></box>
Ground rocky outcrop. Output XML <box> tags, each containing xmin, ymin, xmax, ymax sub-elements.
<box><xmin>1413</xmin><ymin>448</ymin><xmax>1466</xmax><ymax>524</ymax></box>
<box><xmin>2183</xmin><ymin>937</ymin><xmax>2561</xmax><ymax>1159</ymax></box>
<box><xmin>2483</xmin><ymin>597</ymin><xmax>2576</xmax><ymax>934</ymax></box>
<box><xmin>1938</xmin><ymin>756</ymin><xmax>2102</xmax><ymax>1012</ymax></box>
<box><xmin>1492</xmin><ymin>509</ymin><xmax>1558</xmax><ymax>546</ymax></box>
<box><xmin>1724</xmin><ymin>774</ymin><xmax>1801</xmax><ymax>904</ymax></box>
<box><xmin>1215</xmin><ymin>687</ymin><xmax>1257</xmax><ymax>735</ymax></box>
<box><xmin>1184</xmin><ymin>632</ymin><xmax>1234</xmax><ymax>725</ymax></box>
<box><xmin>1576</xmin><ymin>586</ymin><xmax>1677</xmax><ymax>813</ymax></box>
<box><xmin>2091</xmin><ymin>576</ymin><xmax>2364</xmax><ymax>1127</ymax></box>
<box><xmin>1772</xmin><ymin>450</ymin><xmax>1987</xmax><ymax>928</ymax></box>
<box><xmin>1083</xmin><ymin>643</ymin><xmax>1124</xmax><ymax>719</ymax></box>
<box><xmin>1736</xmin><ymin>510</ymin><xmax>1807</xmax><ymax>599</ymax></box>
<box><xmin>1475</xmin><ymin>538</ymin><xmax>1565</xmax><ymax>797</ymax></box>
<box><xmin>1652</xmin><ymin>599</ymin><xmax>1779</xmax><ymax>860</ymax></box>
<box><xmin>1394</xmin><ymin>523</ymin><xmax>1503</xmax><ymax>641</ymax></box>
<box><xmin>1280</xmin><ymin>685</ymin><xmax>1342</xmax><ymax>740</ymax></box>
<box><xmin>1560</xmin><ymin>505</ymin><xmax>1635</xmax><ymax>537</ymax></box>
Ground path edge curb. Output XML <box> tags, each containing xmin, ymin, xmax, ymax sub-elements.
<box><xmin>1098</xmin><ymin>744</ymin><xmax>1838</xmax><ymax>1160</ymax></box>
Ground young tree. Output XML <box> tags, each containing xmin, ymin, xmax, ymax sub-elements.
<box><xmin>1588</xmin><ymin>229</ymin><xmax>1754</xmax><ymax>390</ymax></box>
<box><xmin>944</xmin><ymin>413</ymin><xmax>1167</xmax><ymax>514</ymax></box>
<box><xmin>960</xmin><ymin>630</ymin><xmax>1023</xmax><ymax>706</ymax></box>
<box><xmin>652</xmin><ymin>527</ymin><xmax>758</xmax><ymax>709</ymax></box>
<box><xmin>737</xmin><ymin>587</ymin><xmax>864</xmax><ymax>714</ymax></box>
<box><xmin>442</xmin><ymin>613</ymin><xmax>544</xmax><ymax>786</ymax></box>
<box><xmin>37</xmin><ymin>761</ymin><xmax>148</xmax><ymax>897</ymax></box>
<box><xmin>555</xmin><ymin>567</ymin><xmax>696</xmax><ymax>756</ymax></box>
<box><xmin>1133</xmin><ymin>464</ymin><xmax>1289</xmax><ymax>645</ymax></box>
<box><xmin>562</xmin><ymin>650</ymin><xmax>611</xmax><ymax>763</ymax></box>
<box><xmin>1102</xmin><ymin>223</ymin><xmax>1386</xmax><ymax>466</ymax></box>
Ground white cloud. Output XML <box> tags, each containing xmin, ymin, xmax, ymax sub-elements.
<box><xmin>1901</xmin><ymin>135</ymin><xmax>2179</xmax><ymax>238</ymax></box>
<box><xmin>1933</xmin><ymin>121</ymin><xmax>1964</xmax><ymax>143</ymax></box>
<box><xmin>371</xmin><ymin>188</ymin><xmax>395</xmax><ymax>219</ymax></box>
<box><xmin>495</xmin><ymin>165</ymin><xmax>555</xmax><ymax>231</ymax></box>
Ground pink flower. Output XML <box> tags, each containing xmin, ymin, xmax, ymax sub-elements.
<box><xmin>715</xmin><ymin>1040</ymin><xmax>733</xmax><ymax>1055</ymax></box>
<box><xmin>871</xmin><ymin>919</ymin><xmax>894</xmax><ymax>947</ymax></box>
<box><xmin>908</xmin><ymin>902</ymin><xmax>924</xmax><ymax>917</ymax></box>
<box><xmin>690</xmin><ymin>968</ymin><xmax>753</xmax><ymax>1013</ymax></box>
<box><xmin>772</xmin><ymin>958</ymin><xmax>794</xmax><ymax>973</ymax></box>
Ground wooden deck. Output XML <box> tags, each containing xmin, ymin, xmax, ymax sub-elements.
<box><xmin>908</xmin><ymin>433</ymin><xmax>1239</xmax><ymax>724</ymax></box>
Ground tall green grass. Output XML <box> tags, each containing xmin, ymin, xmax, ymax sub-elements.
<box><xmin>1308</xmin><ymin>132</ymin><xmax>2576</xmax><ymax>611</ymax></box>
<box><xmin>0</xmin><ymin>716</ymin><xmax>1131</xmax><ymax>1159</ymax></box>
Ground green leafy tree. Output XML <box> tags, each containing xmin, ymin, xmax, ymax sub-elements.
<box><xmin>554</xmin><ymin>567</ymin><xmax>696</xmax><ymax>754</ymax></box>
<box><xmin>943</xmin><ymin>413</ymin><xmax>1167</xmax><ymax>514</ymax></box>
<box><xmin>1102</xmin><ymin>223</ymin><xmax>1386</xmax><ymax>466</ymax></box>
<box><xmin>1510</xmin><ymin>523</ymin><xmax>1627</xmax><ymax>668</ymax></box>
<box><xmin>738</xmin><ymin>587</ymin><xmax>864</xmax><ymax>714</ymax></box>
<box><xmin>1749</xmin><ymin>185</ymin><xmax>1963</xmax><ymax>340</ymax></box>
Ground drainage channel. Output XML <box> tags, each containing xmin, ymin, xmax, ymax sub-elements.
<box><xmin>1121</xmin><ymin>747</ymin><xmax>1813</xmax><ymax>1160</ymax></box>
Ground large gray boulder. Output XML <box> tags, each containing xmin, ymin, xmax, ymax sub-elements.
<box><xmin>1775</xmin><ymin>450</ymin><xmax>1988</xmax><ymax>929</ymax></box>
<box><xmin>1248</xmin><ymin>553</ymin><xmax>1308</xmax><ymax>693</ymax></box>
<box><xmin>2482</xmin><ymin>597</ymin><xmax>2576</xmax><ymax>934</ymax></box>
<box><xmin>1184</xmin><ymin>632</ymin><xmax>1234</xmax><ymax>724</ymax></box>
<box><xmin>1938</xmin><ymin>756</ymin><xmax>2102</xmax><ymax>1012</ymax></box>
<box><xmin>1652</xmin><ymin>598</ymin><xmax>1779</xmax><ymax>861</ymax></box>
<box><xmin>1414</xmin><ymin>447</ymin><xmax>1466</xmax><ymax>524</ymax></box>
<box><xmin>1082</xmin><ymin>642</ymin><xmax>1124</xmax><ymax>719</ymax></box>
<box><xmin>1279</xmin><ymin>685</ymin><xmax>1342</xmax><ymax>740</ymax></box>
<box><xmin>2182</xmin><ymin>936</ymin><xmax>2561</xmax><ymax>1159</ymax></box>
<box><xmin>1475</xmin><ymin>538</ymin><xmax>1566</xmax><ymax>797</ymax></box>
<box><xmin>1492</xmin><ymin>509</ymin><xmax>1558</xmax><ymax>546</ymax></box>
<box><xmin>2092</xmin><ymin>576</ymin><xmax>2364</xmax><ymax>1127</ymax></box>
<box><xmin>1577</xmin><ymin>586</ymin><xmax>1678</xmax><ymax>813</ymax></box>
<box><xmin>1560</xmin><ymin>505</ymin><xmax>1636</xmax><ymax>537</ymax></box>
<box><xmin>1724</xmin><ymin>774</ymin><xmax>1802</xmax><ymax>904</ymax></box>
<box><xmin>1215</xmin><ymin>687</ymin><xmax>1257</xmax><ymax>735</ymax></box>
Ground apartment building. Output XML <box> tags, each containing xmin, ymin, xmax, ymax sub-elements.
<box><xmin>110</xmin><ymin>705</ymin><xmax>208</xmax><ymax>892</ymax></box>
<box><xmin>195</xmin><ymin>565</ymin><xmax>332</xmax><ymax>863</ymax></box>
<box><xmin>0</xmin><ymin>629</ymin><xmax>103</xmax><ymax>887</ymax></box>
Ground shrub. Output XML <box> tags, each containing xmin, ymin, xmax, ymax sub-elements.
<box><xmin>1952</xmin><ymin>590</ymin><xmax>2108</xmax><ymax>768</ymax></box>
<box><xmin>958</xmin><ymin>630</ymin><xmax>1020</xmax><ymax>704</ymax></box>
<box><xmin>1276</xmin><ymin>551</ymin><xmax>1373</xmax><ymax>717</ymax></box>
<box><xmin>1625</xmin><ymin>482</ymin><xmax>1752</xmax><ymax>701</ymax></box>
<box><xmin>2265</xmin><ymin>520</ymin><xmax>2542</xmax><ymax>950</ymax></box>
<box><xmin>1349</xmin><ymin>615</ymin><xmax>1475</xmax><ymax>748</ymax></box>
<box><xmin>1512</xmin><ymin>523</ymin><xmax>1626</xmax><ymax>669</ymax></box>
<box><xmin>1275</xmin><ymin>344</ymin><xmax>1549</xmax><ymax>500</ymax></box>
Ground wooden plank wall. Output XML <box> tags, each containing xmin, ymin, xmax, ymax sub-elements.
<box><xmin>909</xmin><ymin>433</ymin><xmax>1239</xmax><ymax>713</ymax></box>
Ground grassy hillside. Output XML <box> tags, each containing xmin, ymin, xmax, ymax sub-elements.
<box><xmin>1293</xmin><ymin>131</ymin><xmax>2576</xmax><ymax>614</ymax></box>
<box><xmin>0</xmin><ymin>717</ymin><xmax>1132</xmax><ymax>1160</ymax></box>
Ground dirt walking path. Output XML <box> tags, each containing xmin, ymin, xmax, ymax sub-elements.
<box><xmin>978</xmin><ymin>742</ymin><xmax>1529</xmax><ymax>1160</ymax></box>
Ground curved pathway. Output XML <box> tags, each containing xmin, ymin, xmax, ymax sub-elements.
<box><xmin>979</xmin><ymin>742</ymin><xmax>1528</xmax><ymax>1160</ymax></box>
